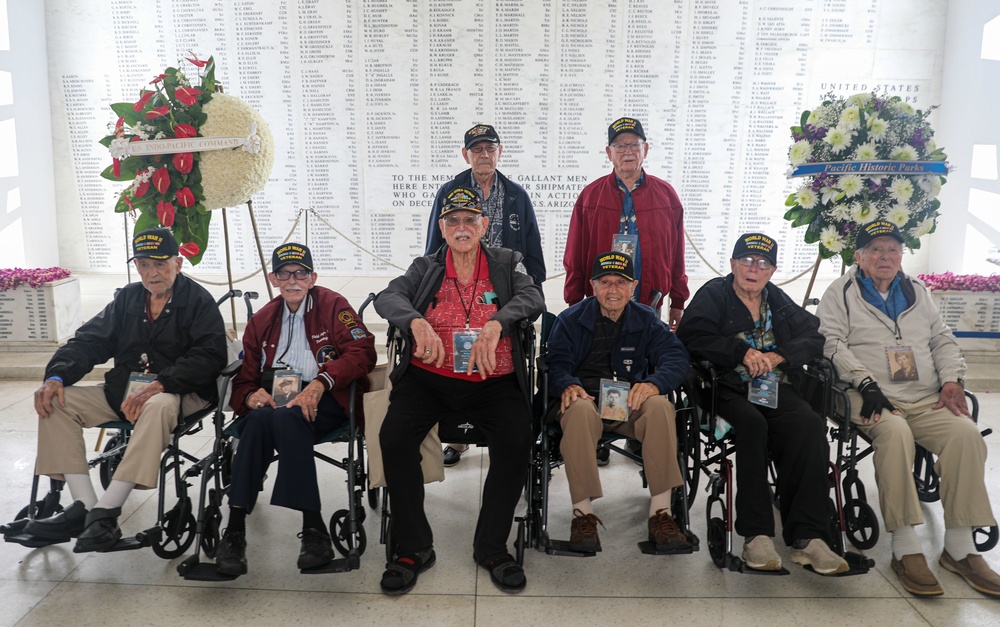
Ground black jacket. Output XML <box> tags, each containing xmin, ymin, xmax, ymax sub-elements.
<box><xmin>44</xmin><ymin>273</ymin><xmax>229</xmax><ymax>413</ymax></box>
<box><xmin>676</xmin><ymin>275</ymin><xmax>823</xmax><ymax>394</ymax></box>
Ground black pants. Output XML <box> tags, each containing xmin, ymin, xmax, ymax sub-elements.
<box><xmin>228</xmin><ymin>393</ymin><xmax>348</xmax><ymax>514</ymax></box>
<box><xmin>715</xmin><ymin>383</ymin><xmax>831</xmax><ymax>546</ymax></box>
<box><xmin>379</xmin><ymin>367</ymin><xmax>532</xmax><ymax>563</ymax></box>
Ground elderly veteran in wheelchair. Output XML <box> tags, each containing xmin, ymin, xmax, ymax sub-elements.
<box><xmin>677</xmin><ymin>233</ymin><xmax>848</xmax><ymax>575</ymax></box>
<box><xmin>546</xmin><ymin>251</ymin><xmax>691</xmax><ymax>553</ymax></box>
<box><xmin>374</xmin><ymin>187</ymin><xmax>544</xmax><ymax>595</ymax></box>
<box><xmin>25</xmin><ymin>229</ymin><xmax>228</xmax><ymax>552</ymax></box>
<box><xmin>213</xmin><ymin>243</ymin><xmax>376</xmax><ymax>576</ymax></box>
<box><xmin>817</xmin><ymin>220</ymin><xmax>1000</xmax><ymax>597</ymax></box>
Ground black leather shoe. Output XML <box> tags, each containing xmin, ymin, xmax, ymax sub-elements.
<box><xmin>596</xmin><ymin>445</ymin><xmax>610</xmax><ymax>467</ymax></box>
<box><xmin>24</xmin><ymin>500</ymin><xmax>88</xmax><ymax>541</ymax></box>
<box><xmin>73</xmin><ymin>507</ymin><xmax>122</xmax><ymax>553</ymax></box>
<box><xmin>215</xmin><ymin>528</ymin><xmax>248</xmax><ymax>575</ymax></box>
<box><xmin>297</xmin><ymin>527</ymin><xmax>334</xmax><ymax>570</ymax></box>
<box><xmin>443</xmin><ymin>446</ymin><xmax>464</xmax><ymax>467</ymax></box>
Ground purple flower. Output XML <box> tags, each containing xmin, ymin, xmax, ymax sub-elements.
<box><xmin>0</xmin><ymin>267</ymin><xmax>72</xmax><ymax>292</ymax></box>
<box><xmin>918</xmin><ymin>272</ymin><xmax>1000</xmax><ymax>292</ymax></box>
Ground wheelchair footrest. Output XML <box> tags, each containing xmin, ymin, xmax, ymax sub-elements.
<box><xmin>729</xmin><ymin>554</ymin><xmax>789</xmax><ymax>575</ymax></box>
<box><xmin>637</xmin><ymin>539</ymin><xmax>695</xmax><ymax>556</ymax></box>
<box><xmin>102</xmin><ymin>536</ymin><xmax>149</xmax><ymax>552</ymax></box>
<box><xmin>4</xmin><ymin>533</ymin><xmax>68</xmax><ymax>548</ymax></box>
<box><xmin>544</xmin><ymin>539</ymin><xmax>597</xmax><ymax>558</ymax></box>
<box><xmin>300</xmin><ymin>555</ymin><xmax>360</xmax><ymax>574</ymax></box>
<box><xmin>1</xmin><ymin>519</ymin><xmax>29</xmax><ymax>536</ymax></box>
<box><xmin>180</xmin><ymin>561</ymin><xmax>241</xmax><ymax>582</ymax></box>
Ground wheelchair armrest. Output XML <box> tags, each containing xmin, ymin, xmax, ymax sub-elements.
<box><xmin>222</xmin><ymin>359</ymin><xmax>243</xmax><ymax>378</ymax></box>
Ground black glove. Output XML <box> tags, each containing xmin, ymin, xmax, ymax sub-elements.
<box><xmin>858</xmin><ymin>378</ymin><xmax>895</xmax><ymax>420</ymax></box>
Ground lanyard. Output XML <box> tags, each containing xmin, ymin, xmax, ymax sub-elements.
<box><xmin>453</xmin><ymin>254</ymin><xmax>482</xmax><ymax>329</ymax></box>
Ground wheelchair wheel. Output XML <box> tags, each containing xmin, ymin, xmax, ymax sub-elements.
<box><xmin>974</xmin><ymin>525</ymin><xmax>999</xmax><ymax>553</ymax></box>
<box><xmin>152</xmin><ymin>505</ymin><xmax>197</xmax><ymax>559</ymax></box>
<box><xmin>200</xmin><ymin>504</ymin><xmax>223</xmax><ymax>559</ymax></box>
<box><xmin>330</xmin><ymin>509</ymin><xmax>366</xmax><ymax>557</ymax></box>
<box><xmin>845</xmin><ymin>500</ymin><xmax>879</xmax><ymax>550</ymax></box>
<box><xmin>98</xmin><ymin>432</ymin><xmax>126</xmax><ymax>490</ymax></box>
<box><xmin>707</xmin><ymin>517</ymin><xmax>726</xmax><ymax>568</ymax></box>
<box><xmin>913</xmin><ymin>447</ymin><xmax>941</xmax><ymax>503</ymax></box>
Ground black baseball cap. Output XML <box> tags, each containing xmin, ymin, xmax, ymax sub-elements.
<box><xmin>272</xmin><ymin>243</ymin><xmax>314</xmax><ymax>272</ymax></box>
<box><xmin>608</xmin><ymin>117</ymin><xmax>646</xmax><ymax>145</ymax></box>
<box><xmin>855</xmin><ymin>220</ymin><xmax>905</xmax><ymax>250</ymax></box>
<box><xmin>732</xmin><ymin>233</ymin><xmax>778</xmax><ymax>266</ymax></box>
<box><xmin>439</xmin><ymin>187</ymin><xmax>483</xmax><ymax>217</ymax></box>
<box><xmin>464</xmin><ymin>124</ymin><xmax>500</xmax><ymax>149</ymax></box>
<box><xmin>129</xmin><ymin>228</ymin><xmax>179</xmax><ymax>261</ymax></box>
<box><xmin>591</xmin><ymin>251</ymin><xmax>635</xmax><ymax>282</ymax></box>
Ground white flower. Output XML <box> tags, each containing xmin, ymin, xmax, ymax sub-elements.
<box><xmin>847</xmin><ymin>93</ymin><xmax>872</xmax><ymax>107</ymax></box>
<box><xmin>839</xmin><ymin>105</ymin><xmax>862</xmax><ymax>130</ymax></box>
<box><xmin>918</xmin><ymin>175</ymin><xmax>943</xmax><ymax>199</ymax></box>
<box><xmin>889</xmin><ymin>177</ymin><xmax>914</xmax><ymax>202</ymax></box>
<box><xmin>830</xmin><ymin>203</ymin><xmax>852</xmax><ymax>222</ymax></box>
<box><xmin>868</xmin><ymin>116</ymin><xmax>888</xmax><ymax>141</ymax></box>
<box><xmin>198</xmin><ymin>92</ymin><xmax>275</xmax><ymax>210</ymax></box>
<box><xmin>910</xmin><ymin>217</ymin><xmax>935</xmax><ymax>238</ymax></box>
<box><xmin>796</xmin><ymin>187</ymin><xmax>819</xmax><ymax>209</ymax></box>
<box><xmin>854</xmin><ymin>143</ymin><xmax>877</xmax><ymax>161</ymax></box>
<box><xmin>891</xmin><ymin>144</ymin><xmax>918</xmax><ymax>161</ymax></box>
<box><xmin>820</xmin><ymin>225</ymin><xmax>845</xmax><ymax>253</ymax></box>
<box><xmin>806</xmin><ymin>107</ymin><xmax>826</xmax><ymax>126</ymax></box>
<box><xmin>788</xmin><ymin>139</ymin><xmax>812</xmax><ymax>165</ymax></box>
<box><xmin>825</xmin><ymin>127</ymin><xmax>854</xmax><ymax>153</ymax></box>
<box><xmin>838</xmin><ymin>174</ymin><xmax>864</xmax><ymax>198</ymax></box>
<box><xmin>892</xmin><ymin>101</ymin><xmax>915</xmax><ymax>116</ymax></box>
<box><xmin>851</xmin><ymin>202</ymin><xmax>876</xmax><ymax>223</ymax></box>
<box><xmin>109</xmin><ymin>136</ymin><xmax>130</xmax><ymax>160</ymax></box>
<box><xmin>886</xmin><ymin>203</ymin><xmax>910</xmax><ymax>227</ymax></box>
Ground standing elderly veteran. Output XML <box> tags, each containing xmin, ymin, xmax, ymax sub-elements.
<box><xmin>677</xmin><ymin>233</ymin><xmax>848</xmax><ymax>575</ymax></box>
<box><xmin>425</xmin><ymin>123</ymin><xmax>546</xmax><ymax>468</ymax></box>
<box><xmin>817</xmin><ymin>220</ymin><xmax>1000</xmax><ymax>596</ymax></box>
<box><xmin>546</xmin><ymin>252</ymin><xmax>692</xmax><ymax>554</ymax></box>
<box><xmin>563</xmin><ymin>117</ymin><xmax>688</xmax><ymax>329</ymax></box>
<box><xmin>25</xmin><ymin>228</ymin><xmax>227</xmax><ymax>552</ymax></box>
<box><xmin>213</xmin><ymin>243</ymin><xmax>376</xmax><ymax>576</ymax></box>
<box><xmin>375</xmin><ymin>187</ymin><xmax>544</xmax><ymax>595</ymax></box>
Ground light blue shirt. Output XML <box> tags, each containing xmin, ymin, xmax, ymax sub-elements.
<box><xmin>274</xmin><ymin>301</ymin><xmax>318</xmax><ymax>381</ymax></box>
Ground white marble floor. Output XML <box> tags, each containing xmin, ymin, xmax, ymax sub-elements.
<box><xmin>2</xmin><ymin>379</ymin><xmax>1000</xmax><ymax>626</ymax></box>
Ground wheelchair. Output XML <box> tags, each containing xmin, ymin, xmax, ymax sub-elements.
<box><xmin>824</xmin><ymin>363</ymin><xmax>999</xmax><ymax>554</ymax></box>
<box><xmin>690</xmin><ymin>358</ymin><xmax>873</xmax><ymax>576</ymax></box>
<box><xmin>375</xmin><ymin>317</ymin><xmax>538</xmax><ymax>566</ymax></box>
<box><xmin>524</xmin><ymin>310</ymin><xmax>701</xmax><ymax>558</ymax></box>
<box><xmin>177</xmin><ymin>293</ymin><xmax>377</xmax><ymax>580</ymax></box>
<box><xmin>2</xmin><ymin>290</ymin><xmax>256</xmax><ymax>559</ymax></box>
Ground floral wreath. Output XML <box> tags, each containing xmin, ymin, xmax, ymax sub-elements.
<box><xmin>783</xmin><ymin>92</ymin><xmax>948</xmax><ymax>265</ymax></box>
<box><xmin>100</xmin><ymin>54</ymin><xmax>273</xmax><ymax>266</ymax></box>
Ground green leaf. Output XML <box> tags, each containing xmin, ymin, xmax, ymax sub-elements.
<box><xmin>791</xmin><ymin>208</ymin><xmax>816</xmax><ymax>228</ymax></box>
<box><xmin>784</xmin><ymin>193</ymin><xmax>798</xmax><ymax>207</ymax></box>
<box><xmin>114</xmin><ymin>194</ymin><xmax>132</xmax><ymax>214</ymax></box>
<box><xmin>101</xmin><ymin>163</ymin><xmax>130</xmax><ymax>181</ymax></box>
<box><xmin>840</xmin><ymin>248</ymin><xmax>855</xmax><ymax>266</ymax></box>
<box><xmin>134</xmin><ymin>210</ymin><xmax>161</xmax><ymax>232</ymax></box>
<box><xmin>784</xmin><ymin>207</ymin><xmax>802</xmax><ymax>222</ymax></box>
<box><xmin>800</xmin><ymin>110</ymin><xmax>810</xmax><ymax>126</ymax></box>
<box><xmin>110</xmin><ymin>102</ymin><xmax>136</xmax><ymax>118</ymax></box>
<box><xmin>98</xmin><ymin>135</ymin><xmax>115</xmax><ymax>148</ymax></box>
<box><xmin>202</xmin><ymin>57</ymin><xmax>216</xmax><ymax>93</ymax></box>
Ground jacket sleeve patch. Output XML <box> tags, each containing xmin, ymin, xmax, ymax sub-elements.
<box><xmin>338</xmin><ymin>310</ymin><xmax>358</xmax><ymax>328</ymax></box>
<box><xmin>350</xmin><ymin>328</ymin><xmax>367</xmax><ymax>340</ymax></box>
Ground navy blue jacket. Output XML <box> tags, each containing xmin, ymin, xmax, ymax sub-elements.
<box><xmin>424</xmin><ymin>169</ymin><xmax>546</xmax><ymax>285</ymax></box>
<box><xmin>546</xmin><ymin>297</ymin><xmax>690</xmax><ymax>399</ymax></box>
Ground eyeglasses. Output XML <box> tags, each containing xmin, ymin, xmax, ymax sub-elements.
<box><xmin>444</xmin><ymin>215</ymin><xmax>481</xmax><ymax>227</ymax></box>
<box><xmin>468</xmin><ymin>144</ymin><xmax>498</xmax><ymax>154</ymax></box>
<box><xmin>274</xmin><ymin>269</ymin><xmax>311</xmax><ymax>280</ymax></box>
<box><xmin>735</xmin><ymin>256</ymin><xmax>774</xmax><ymax>270</ymax></box>
<box><xmin>610</xmin><ymin>141</ymin><xmax>645</xmax><ymax>153</ymax></box>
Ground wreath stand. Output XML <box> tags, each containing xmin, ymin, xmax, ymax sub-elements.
<box><xmin>218</xmin><ymin>198</ymin><xmax>273</xmax><ymax>335</ymax></box>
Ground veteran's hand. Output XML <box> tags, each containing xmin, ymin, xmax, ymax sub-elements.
<box><xmin>933</xmin><ymin>381</ymin><xmax>970</xmax><ymax>418</ymax></box>
<box><xmin>121</xmin><ymin>379</ymin><xmax>165</xmax><ymax>424</ymax></box>
<box><xmin>35</xmin><ymin>379</ymin><xmax>66</xmax><ymax>419</ymax></box>
<box><xmin>411</xmin><ymin>317</ymin><xmax>445</xmax><ymax>368</ymax></box>
<box><xmin>247</xmin><ymin>387</ymin><xmax>277</xmax><ymax>412</ymax></box>
<box><xmin>668</xmin><ymin>308</ymin><xmax>683</xmax><ymax>331</ymax></box>
<box><xmin>286</xmin><ymin>380</ymin><xmax>326</xmax><ymax>422</ymax></box>
<box><xmin>468</xmin><ymin>320</ymin><xmax>503</xmax><ymax>379</ymax></box>
<box><xmin>743</xmin><ymin>348</ymin><xmax>773</xmax><ymax>378</ymax></box>
<box><xmin>561</xmin><ymin>384</ymin><xmax>594</xmax><ymax>412</ymax></box>
<box><xmin>627</xmin><ymin>382</ymin><xmax>660</xmax><ymax>411</ymax></box>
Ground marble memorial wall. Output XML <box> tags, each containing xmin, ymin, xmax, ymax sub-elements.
<box><xmin>46</xmin><ymin>0</ymin><xmax>944</xmax><ymax>278</ymax></box>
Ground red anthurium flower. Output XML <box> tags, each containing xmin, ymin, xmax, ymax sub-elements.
<box><xmin>173</xmin><ymin>123</ymin><xmax>197</xmax><ymax>138</ymax></box>
<box><xmin>113</xmin><ymin>158</ymin><xmax>121</xmax><ymax>178</ymax></box>
<box><xmin>174</xmin><ymin>86</ymin><xmax>202</xmax><ymax>106</ymax></box>
<box><xmin>185</xmin><ymin>56</ymin><xmax>209</xmax><ymax>68</ymax></box>
<box><xmin>152</xmin><ymin>167</ymin><xmax>171</xmax><ymax>194</ymax></box>
<box><xmin>175</xmin><ymin>187</ymin><xmax>196</xmax><ymax>208</ymax></box>
<box><xmin>133</xmin><ymin>90</ymin><xmax>154</xmax><ymax>112</ymax></box>
<box><xmin>122</xmin><ymin>193</ymin><xmax>135</xmax><ymax>216</ymax></box>
<box><xmin>178</xmin><ymin>242</ymin><xmax>200</xmax><ymax>258</ymax></box>
<box><xmin>145</xmin><ymin>106</ymin><xmax>170</xmax><ymax>119</ymax></box>
<box><xmin>115</xmin><ymin>116</ymin><xmax>125</xmax><ymax>134</ymax></box>
<box><xmin>134</xmin><ymin>179</ymin><xmax>149</xmax><ymax>198</ymax></box>
<box><xmin>172</xmin><ymin>152</ymin><xmax>194</xmax><ymax>174</ymax></box>
<box><xmin>149</xmin><ymin>73</ymin><xmax>168</xmax><ymax>85</ymax></box>
<box><xmin>156</xmin><ymin>200</ymin><xmax>176</xmax><ymax>227</ymax></box>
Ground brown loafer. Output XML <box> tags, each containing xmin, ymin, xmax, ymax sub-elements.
<box><xmin>648</xmin><ymin>509</ymin><xmax>690</xmax><ymax>551</ymax></box>
<box><xmin>568</xmin><ymin>509</ymin><xmax>603</xmax><ymax>552</ymax></box>
<box><xmin>940</xmin><ymin>551</ymin><xmax>1000</xmax><ymax>598</ymax></box>
<box><xmin>891</xmin><ymin>554</ymin><xmax>943</xmax><ymax>596</ymax></box>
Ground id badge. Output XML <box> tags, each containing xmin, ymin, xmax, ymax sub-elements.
<box><xmin>271</xmin><ymin>369</ymin><xmax>302</xmax><ymax>406</ymax></box>
<box><xmin>124</xmin><ymin>372</ymin><xmax>156</xmax><ymax>404</ymax></box>
<box><xmin>886</xmin><ymin>345</ymin><xmax>919</xmax><ymax>382</ymax></box>
<box><xmin>748</xmin><ymin>371</ymin><xmax>779</xmax><ymax>408</ymax></box>
<box><xmin>453</xmin><ymin>328</ymin><xmax>481</xmax><ymax>373</ymax></box>
<box><xmin>612</xmin><ymin>233</ymin><xmax>638</xmax><ymax>260</ymax></box>
<box><xmin>599</xmin><ymin>378</ymin><xmax>630</xmax><ymax>422</ymax></box>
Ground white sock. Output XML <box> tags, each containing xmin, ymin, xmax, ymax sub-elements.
<box><xmin>572</xmin><ymin>499</ymin><xmax>593</xmax><ymax>516</ymax></box>
<box><xmin>944</xmin><ymin>527</ymin><xmax>977</xmax><ymax>561</ymax></box>
<box><xmin>891</xmin><ymin>525</ymin><xmax>924</xmax><ymax>560</ymax></box>
<box><xmin>94</xmin><ymin>480</ymin><xmax>135</xmax><ymax>510</ymax></box>
<box><xmin>64</xmin><ymin>474</ymin><xmax>98</xmax><ymax>509</ymax></box>
<box><xmin>649</xmin><ymin>491</ymin><xmax>670</xmax><ymax>518</ymax></box>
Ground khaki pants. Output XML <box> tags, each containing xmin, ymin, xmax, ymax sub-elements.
<box><xmin>36</xmin><ymin>386</ymin><xmax>209</xmax><ymax>490</ymax></box>
<box><xmin>559</xmin><ymin>395</ymin><xmax>681</xmax><ymax>504</ymax></box>
<box><xmin>848</xmin><ymin>389</ymin><xmax>996</xmax><ymax>531</ymax></box>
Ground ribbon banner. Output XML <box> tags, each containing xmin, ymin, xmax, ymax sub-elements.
<box><xmin>110</xmin><ymin>123</ymin><xmax>262</xmax><ymax>158</ymax></box>
<box><xmin>788</xmin><ymin>160</ymin><xmax>949</xmax><ymax>178</ymax></box>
